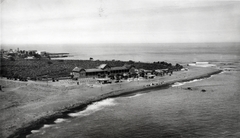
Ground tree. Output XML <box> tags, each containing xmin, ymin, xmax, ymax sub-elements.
<box><xmin>29</xmin><ymin>51</ymin><xmax>34</xmax><ymax>56</ymax></box>
<box><xmin>33</xmin><ymin>54</ymin><xmax>41</xmax><ymax>59</ymax></box>
<box><xmin>129</xmin><ymin>60</ymin><xmax>134</xmax><ymax>64</ymax></box>
<box><xmin>140</xmin><ymin>71</ymin><xmax>145</xmax><ymax>77</ymax></box>
<box><xmin>47</xmin><ymin>55</ymin><xmax>51</xmax><ymax>60</ymax></box>
<box><xmin>116</xmin><ymin>74</ymin><xmax>121</xmax><ymax>80</ymax></box>
<box><xmin>9</xmin><ymin>56</ymin><xmax>15</xmax><ymax>61</ymax></box>
<box><xmin>47</xmin><ymin>61</ymin><xmax>53</xmax><ymax>65</ymax></box>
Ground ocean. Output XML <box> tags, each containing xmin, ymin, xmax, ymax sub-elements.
<box><xmin>27</xmin><ymin>43</ymin><xmax>240</xmax><ymax>138</ymax></box>
<box><xmin>50</xmin><ymin>43</ymin><xmax>240</xmax><ymax>64</ymax></box>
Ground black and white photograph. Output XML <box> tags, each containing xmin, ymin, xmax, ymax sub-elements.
<box><xmin>1</xmin><ymin>0</ymin><xmax>240</xmax><ymax>138</ymax></box>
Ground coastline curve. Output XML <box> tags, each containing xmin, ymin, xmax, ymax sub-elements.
<box><xmin>6</xmin><ymin>69</ymin><xmax>222</xmax><ymax>138</ymax></box>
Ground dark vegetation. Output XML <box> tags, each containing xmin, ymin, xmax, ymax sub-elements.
<box><xmin>0</xmin><ymin>58</ymin><xmax>183</xmax><ymax>80</ymax></box>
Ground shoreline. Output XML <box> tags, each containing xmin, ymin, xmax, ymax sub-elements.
<box><xmin>1</xmin><ymin>67</ymin><xmax>222</xmax><ymax>138</ymax></box>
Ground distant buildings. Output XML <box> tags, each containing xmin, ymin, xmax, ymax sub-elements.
<box><xmin>0</xmin><ymin>48</ymin><xmax>69</xmax><ymax>60</ymax></box>
<box><xmin>70</xmin><ymin>62</ymin><xmax>180</xmax><ymax>80</ymax></box>
<box><xmin>48</xmin><ymin>53</ymin><xmax>69</xmax><ymax>58</ymax></box>
<box><xmin>71</xmin><ymin>64</ymin><xmax>136</xmax><ymax>79</ymax></box>
<box><xmin>36</xmin><ymin>51</ymin><xmax>46</xmax><ymax>56</ymax></box>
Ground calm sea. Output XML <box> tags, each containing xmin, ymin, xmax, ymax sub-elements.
<box><xmin>51</xmin><ymin>43</ymin><xmax>240</xmax><ymax>64</ymax></box>
<box><xmin>28</xmin><ymin>43</ymin><xmax>240</xmax><ymax>138</ymax></box>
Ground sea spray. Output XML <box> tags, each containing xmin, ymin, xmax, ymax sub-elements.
<box><xmin>68</xmin><ymin>98</ymin><xmax>116</xmax><ymax>117</ymax></box>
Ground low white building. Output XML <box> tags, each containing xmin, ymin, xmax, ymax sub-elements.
<box><xmin>36</xmin><ymin>51</ymin><xmax>46</xmax><ymax>55</ymax></box>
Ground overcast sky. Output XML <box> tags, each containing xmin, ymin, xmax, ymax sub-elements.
<box><xmin>1</xmin><ymin>0</ymin><xmax>240</xmax><ymax>44</ymax></box>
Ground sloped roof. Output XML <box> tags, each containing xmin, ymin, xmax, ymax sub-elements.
<box><xmin>124</xmin><ymin>64</ymin><xmax>135</xmax><ymax>69</ymax></box>
<box><xmin>111</xmin><ymin>66</ymin><xmax>128</xmax><ymax>71</ymax></box>
<box><xmin>98</xmin><ymin>64</ymin><xmax>111</xmax><ymax>69</ymax></box>
<box><xmin>72</xmin><ymin>64</ymin><xmax>134</xmax><ymax>73</ymax></box>
<box><xmin>86</xmin><ymin>68</ymin><xmax>105</xmax><ymax>73</ymax></box>
<box><xmin>72</xmin><ymin>67</ymin><xmax>85</xmax><ymax>72</ymax></box>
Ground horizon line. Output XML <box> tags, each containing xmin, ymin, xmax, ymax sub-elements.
<box><xmin>2</xmin><ymin>42</ymin><xmax>240</xmax><ymax>46</ymax></box>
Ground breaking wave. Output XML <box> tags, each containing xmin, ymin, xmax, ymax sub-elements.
<box><xmin>54</xmin><ymin>118</ymin><xmax>69</xmax><ymax>123</ymax></box>
<box><xmin>42</xmin><ymin>124</ymin><xmax>54</xmax><ymax>128</ymax></box>
<box><xmin>68</xmin><ymin>98</ymin><xmax>116</xmax><ymax>117</ymax></box>
<box><xmin>171</xmin><ymin>78</ymin><xmax>204</xmax><ymax>87</ymax></box>
<box><xmin>188</xmin><ymin>62</ymin><xmax>216</xmax><ymax>67</ymax></box>
<box><xmin>30</xmin><ymin>130</ymin><xmax>40</xmax><ymax>134</ymax></box>
<box><xmin>127</xmin><ymin>93</ymin><xmax>145</xmax><ymax>98</ymax></box>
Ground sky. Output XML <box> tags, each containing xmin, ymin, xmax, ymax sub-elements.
<box><xmin>1</xmin><ymin>0</ymin><xmax>240</xmax><ymax>45</ymax></box>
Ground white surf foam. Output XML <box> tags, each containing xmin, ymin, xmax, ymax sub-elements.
<box><xmin>189</xmin><ymin>64</ymin><xmax>216</xmax><ymax>67</ymax></box>
<box><xmin>188</xmin><ymin>62</ymin><xmax>216</xmax><ymax>67</ymax></box>
<box><xmin>172</xmin><ymin>78</ymin><xmax>204</xmax><ymax>87</ymax></box>
<box><xmin>54</xmin><ymin>118</ymin><xmax>68</xmax><ymax>123</ymax></box>
<box><xmin>196</xmin><ymin>62</ymin><xmax>209</xmax><ymax>64</ymax></box>
<box><xmin>171</xmin><ymin>82</ymin><xmax>186</xmax><ymax>87</ymax></box>
<box><xmin>42</xmin><ymin>124</ymin><xmax>54</xmax><ymax>128</ymax></box>
<box><xmin>31</xmin><ymin>130</ymin><xmax>40</xmax><ymax>134</ymax></box>
<box><xmin>68</xmin><ymin>98</ymin><xmax>116</xmax><ymax>117</ymax></box>
<box><xmin>127</xmin><ymin>93</ymin><xmax>144</xmax><ymax>98</ymax></box>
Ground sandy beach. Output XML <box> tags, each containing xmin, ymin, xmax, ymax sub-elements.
<box><xmin>0</xmin><ymin>66</ymin><xmax>221</xmax><ymax>138</ymax></box>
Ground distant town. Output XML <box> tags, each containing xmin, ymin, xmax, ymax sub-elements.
<box><xmin>0</xmin><ymin>48</ymin><xmax>69</xmax><ymax>60</ymax></box>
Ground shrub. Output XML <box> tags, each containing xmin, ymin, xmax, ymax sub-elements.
<box><xmin>47</xmin><ymin>61</ymin><xmax>53</xmax><ymax>64</ymax></box>
<box><xmin>9</xmin><ymin>57</ymin><xmax>15</xmax><ymax>61</ymax></box>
